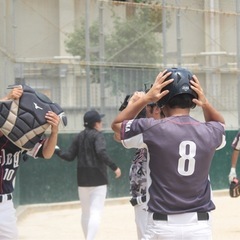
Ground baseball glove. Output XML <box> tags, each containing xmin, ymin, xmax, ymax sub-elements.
<box><xmin>229</xmin><ymin>178</ymin><xmax>240</xmax><ymax>198</ymax></box>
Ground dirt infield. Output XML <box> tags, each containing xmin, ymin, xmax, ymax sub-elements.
<box><xmin>17</xmin><ymin>190</ymin><xmax>240</xmax><ymax>240</ymax></box>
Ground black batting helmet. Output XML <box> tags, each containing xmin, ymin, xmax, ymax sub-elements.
<box><xmin>157</xmin><ymin>67</ymin><xmax>198</xmax><ymax>108</ymax></box>
<box><xmin>119</xmin><ymin>93</ymin><xmax>146</xmax><ymax>119</ymax></box>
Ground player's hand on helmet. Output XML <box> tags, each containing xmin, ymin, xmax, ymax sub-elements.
<box><xmin>190</xmin><ymin>75</ymin><xmax>208</xmax><ymax>107</ymax></box>
<box><xmin>45</xmin><ymin>111</ymin><xmax>60</xmax><ymax>133</ymax></box>
<box><xmin>128</xmin><ymin>91</ymin><xmax>145</xmax><ymax>106</ymax></box>
<box><xmin>114</xmin><ymin>167</ymin><xmax>121</xmax><ymax>178</ymax></box>
<box><xmin>145</xmin><ymin>70</ymin><xmax>173</xmax><ymax>103</ymax></box>
<box><xmin>229</xmin><ymin>167</ymin><xmax>237</xmax><ymax>184</ymax></box>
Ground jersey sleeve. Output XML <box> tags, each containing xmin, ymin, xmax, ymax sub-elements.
<box><xmin>206</xmin><ymin>121</ymin><xmax>226</xmax><ymax>150</ymax></box>
<box><xmin>231</xmin><ymin>131</ymin><xmax>240</xmax><ymax>151</ymax></box>
<box><xmin>56</xmin><ymin>134</ymin><xmax>79</xmax><ymax>161</ymax></box>
<box><xmin>121</xmin><ymin>118</ymin><xmax>148</xmax><ymax>149</ymax></box>
<box><xmin>26</xmin><ymin>139</ymin><xmax>45</xmax><ymax>158</ymax></box>
<box><xmin>94</xmin><ymin>132</ymin><xmax>118</xmax><ymax>171</ymax></box>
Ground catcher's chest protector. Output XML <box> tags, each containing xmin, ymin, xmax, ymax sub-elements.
<box><xmin>0</xmin><ymin>84</ymin><xmax>67</xmax><ymax>150</ymax></box>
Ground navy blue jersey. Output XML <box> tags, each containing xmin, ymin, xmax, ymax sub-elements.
<box><xmin>121</xmin><ymin>115</ymin><xmax>226</xmax><ymax>214</ymax></box>
<box><xmin>0</xmin><ymin>135</ymin><xmax>44</xmax><ymax>194</ymax></box>
<box><xmin>0</xmin><ymin>137</ymin><xmax>22</xmax><ymax>194</ymax></box>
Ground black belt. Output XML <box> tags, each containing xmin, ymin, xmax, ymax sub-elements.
<box><xmin>0</xmin><ymin>194</ymin><xmax>12</xmax><ymax>203</ymax></box>
<box><xmin>153</xmin><ymin>212</ymin><xmax>209</xmax><ymax>221</ymax></box>
<box><xmin>130</xmin><ymin>195</ymin><xmax>146</xmax><ymax>206</ymax></box>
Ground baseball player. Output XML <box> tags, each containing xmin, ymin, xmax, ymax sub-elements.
<box><xmin>228</xmin><ymin>131</ymin><xmax>240</xmax><ymax>183</ymax></box>
<box><xmin>55</xmin><ymin>110</ymin><xmax>121</xmax><ymax>240</ymax></box>
<box><xmin>0</xmin><ymin>87</ymin><xmax>60</xmax><ymax>240</ymax></box>
<box><xmin>112</xmin><ymin>68</ymin><xmax>226</xmax><ymax>240</ymax></box>
<box><xmin>127</xmin><ymin>97</ymin><xmax>163</xmax><ymax>239</ymax></box>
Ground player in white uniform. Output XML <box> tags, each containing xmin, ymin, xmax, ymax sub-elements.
<box><xmin>112</xmin><ymin>68</ymin><xmax>226</xmax><ymax>240</ymax></box>
<box><xmin>128</xmin><ymin>100</ymin><xmax>163</xmax><ymax>239</ymax></box>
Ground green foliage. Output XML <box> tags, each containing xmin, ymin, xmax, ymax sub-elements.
<box><xmin>64</xmin><ymin>7</ymin><xmax>171</xmax><ymax>92</ymax></box>
<box><xmin>64</xmin><ymin>20</ymin><xmax>99</xmax><ymax>60</ymax></box>
<box><xmin>105</xmin><ymin>12</ymin><xmax>161</xmax><ymax>64</ymax></box>
<box><xmin>64</xmin><ymin>7</ymin><xmax>171</xmax><ymax>64</ymax></box>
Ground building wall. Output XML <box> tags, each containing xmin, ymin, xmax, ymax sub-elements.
<box><xmin>14</xmin><ymin>0</ymin><xmax>60</xmax><ymax>58</ymax></box>
<box><xmin>0</xmin><ymin>0</ymin><xmax>239</xmax><ymax>130</ymax></box>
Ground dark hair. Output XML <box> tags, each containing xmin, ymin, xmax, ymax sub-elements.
<box><xmin>147</xmin><ymin>103</ymin><xmax>157</xmax><ymax>114</ymax></box>
<box><xmin>84</xmin><ymin>122</ymin><xmax>95</xmax><ymax>129</ymax></box>
<box><xmin>136</xmin><ymin>108</ymin><xmax>146</xmax><ymax>119</ymax></box>
<box><xmin>167</xmin><ymin>94</ymin><xmax>196</xmax><ymax>109</ymax></box>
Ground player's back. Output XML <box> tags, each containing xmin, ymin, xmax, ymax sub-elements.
<box><xmin>138</xmin><ymin>115</ymin><xmax>225</xmax><ymax>214</ymax></box>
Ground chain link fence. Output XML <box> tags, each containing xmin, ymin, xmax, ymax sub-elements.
<box><xmin>0</xmin><ymin>0</ymin><xmax>239</xmax><ymax>131</ymax></box>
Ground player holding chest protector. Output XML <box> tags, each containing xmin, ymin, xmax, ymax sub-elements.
<box><xmin>112</xmin><ymin>68</ymin><xmax>226</xmax><ymax>240</ymax></box>
<box><xmin>0</xmin><ymin>87</ymin><xmax>60</xmax><ymax>240</ymax></box>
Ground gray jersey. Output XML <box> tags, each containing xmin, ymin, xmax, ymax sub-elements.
<box><xmin>121</xmin><ymin>115</ymin><xmax>225</xmax><ymax>214</ymax></box>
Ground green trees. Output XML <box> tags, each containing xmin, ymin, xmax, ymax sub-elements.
<box><xmin>64</xmin><ymin>7</ymin><xmax>170</xmax><ymax>65</ymax></box>
<box><xmin>64</xmin><ymin>7</ymin><xmax>170</xmax><ymax>93</ymax></box>
<box><xmin>65</xmin><ymin>21</ymin><xmax>99</xmax><ymax>62</ymax></box>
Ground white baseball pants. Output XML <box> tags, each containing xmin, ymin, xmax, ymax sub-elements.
<box><xmin>134</xmin><ymin>203</ymin><xmax>148</xmax><ymax>239</ymax></box>
<box><xmin>78</xmin><ymin>185</ymin><xmax>107</xmax><ymax>240</ymax></box>
<box><xmin>0</xmin><ymin>198</ymin><xmax>18</xmax><ymax>240</ymax></box>
<box><xmin>142</xmin><ymin>212</ymin><xmax>212</xmax><ymax>240</ymax></box>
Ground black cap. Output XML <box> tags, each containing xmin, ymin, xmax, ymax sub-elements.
<box><xmin>83</xmin><ymin>110</ymin><xmax>105</xmax><ymax>127</ymax></box>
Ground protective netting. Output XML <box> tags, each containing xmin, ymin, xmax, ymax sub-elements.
<box><xmin>0</xmin><ymin>0</ymin><xmax>239</xmax><ymax>131</ymax></box>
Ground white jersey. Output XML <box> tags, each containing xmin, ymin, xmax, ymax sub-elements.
<box><xmin>129</xmin><ymin>148</ymin><xmax>147</xmax><ymax>198</ymax></box>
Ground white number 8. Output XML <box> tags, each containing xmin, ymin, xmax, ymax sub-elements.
<box><xmin>178</xmin><ymin>141</ymin><xmax>196</xmax><ymax>176</ymax></box>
